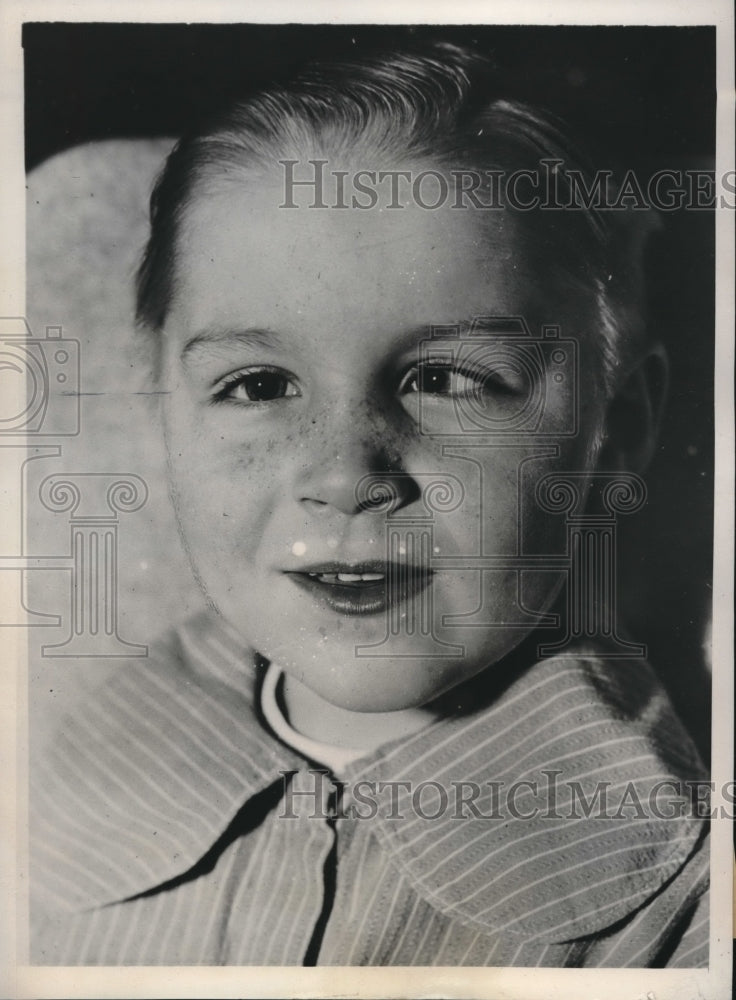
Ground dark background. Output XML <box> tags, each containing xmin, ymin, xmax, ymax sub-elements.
<box><xmin>24</xmin><ymin>24</ymin><xmax>715</xmax><ymax>171</ymax></box>
<box><xmin>22</xmin><ymin>23</ymin><xmax>716</xmax><ymax>760</ymax></box>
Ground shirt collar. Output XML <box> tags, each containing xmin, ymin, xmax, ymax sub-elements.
<box><xmin>31</xmin><ymin>612</ymin><xmax>302</xmax><ymax>912</ymax></box>
<box><xmin>32</xmin><ymin>612</ymin><xmax>706</xmax><ymax>942</ymax></box>
<box><xmin>342</xmin><ymin>651</ymin><xmax>707</xmax><ymax>941</ymax></box>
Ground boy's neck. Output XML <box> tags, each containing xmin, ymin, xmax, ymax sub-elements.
<box><xmin>280</xmin><ymin>673</ymin><xmax>436</xmax><ymax>753</ymax></box>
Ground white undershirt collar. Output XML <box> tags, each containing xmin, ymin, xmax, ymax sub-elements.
<box><xmin>260</xmin><ymin>661</ymin><xmax>368</xmax><ymax>776</ymax></box>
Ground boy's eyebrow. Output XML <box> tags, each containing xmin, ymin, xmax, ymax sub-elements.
<box><xmin>442</xmin><ymin>317</ymin><xmax>528</xmax><ymax>337</ymax></box>
<box><xmin>181</xmin><ymin>327</ymin><xmax>283</xmax><ymax>362</ymax></box>
<box><xmin>401</xmin><ymin>317</ymin><xmax>528</xmax><ymax>342</ymax></box>
<box><xmin>181</xmin><ymin>317</ymin><xmax>520</xmax><ymax>363</ymax></box>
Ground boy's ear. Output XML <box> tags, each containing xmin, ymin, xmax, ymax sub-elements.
<box><xmin>597</xmin><ymin>343</ymin><xmax>669</xmax><ymax>473</ymax></box>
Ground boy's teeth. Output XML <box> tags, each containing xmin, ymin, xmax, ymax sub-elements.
<box><xmin>307</xmin><ymin>571</ymin><xmax>385</xmax><ymax>583</ymax></box>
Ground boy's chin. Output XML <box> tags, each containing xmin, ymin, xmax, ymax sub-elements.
<box><xmin>276</xmin><ymin>650</ymin><xmax>495</xmax><ymax>715</ymax></box>
<box><xmin>219</xmin><ymin>612</ymin><xmax>534</xmax><ymax>712</ymax></box>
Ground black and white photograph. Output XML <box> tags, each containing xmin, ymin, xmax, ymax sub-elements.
<box><xmin>3</xmin><ymin>3</ymin><xmax>733</xmax><ymax>998</ymax></box>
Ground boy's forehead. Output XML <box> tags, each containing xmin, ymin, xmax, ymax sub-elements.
<box><xmin>181</xmin><ymin>173</ymin><xmax>501</xmax><ymax>258</ymax></box>
<box><xmin>170</xmin><ymin>174</ymin><xmax>593</xmax><ymax>342</ymax></box>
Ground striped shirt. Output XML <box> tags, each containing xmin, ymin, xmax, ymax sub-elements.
<box><xmin>30</xmin><ymin>612</ymin><xmax>709</xmax><ymax>967</ymax></box>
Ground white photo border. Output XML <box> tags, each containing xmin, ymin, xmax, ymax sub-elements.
<box><xmin>2</xmin><ymin>2</ymin><xmax>733</xmax><ymax>998</ymax></box>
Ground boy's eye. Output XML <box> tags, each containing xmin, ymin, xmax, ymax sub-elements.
<box><xmin>398</xmin><ymin>361</ymin><xmax>519</xmax><ymax>400</ymax></box>
<box><xmin>212</xmin><ymin>367</ymin><xmax>300</xmax><ymax>404</ymax></box>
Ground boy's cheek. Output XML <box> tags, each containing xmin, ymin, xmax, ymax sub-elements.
<box><xmin>164</xmin><ymin>442</ymin><xmax>280</xmax><ymax>567</ymax></box>
<box><xmin>163</xmin><ymin>396</ymin><xmax>277</xmax><ymax>477</ymax></box>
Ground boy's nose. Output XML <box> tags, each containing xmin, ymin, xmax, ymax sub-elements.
<box><xmin>293</xmin><ymin>408</ymin><xmax>417</xmax><ymax>516</ymax></box>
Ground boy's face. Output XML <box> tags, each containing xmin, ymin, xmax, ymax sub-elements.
<box><xmin>161</xmin><ymin>169</ymin><xmax>600</xmax><ymax>712</ymax></box>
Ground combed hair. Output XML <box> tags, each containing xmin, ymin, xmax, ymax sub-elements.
<box><xmin>136</xmin><ymin>41</ymin><xmax>654</xmax><ymax>397</ymax></box>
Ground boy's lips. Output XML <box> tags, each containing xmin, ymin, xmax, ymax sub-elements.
<box><xmin>285</xmin><ymin>560</ymin><xmax>434</xmax><ymax>616</ymax></box>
